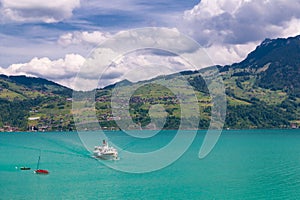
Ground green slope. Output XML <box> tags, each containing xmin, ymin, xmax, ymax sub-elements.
<box><xmin>0</xmin><ymin>75</ymin><xmax>74</xmax><ymax>131</ymax></box>
<box><xmin>1</xmin><ymin>35</ymin><xmax>300</xmax><ymax>131</ymax></box>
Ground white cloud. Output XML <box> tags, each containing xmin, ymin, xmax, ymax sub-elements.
<box><xmin>182</xmin><ymin>0</ymin><xmax>300</xmax><ymax>46</ymax></box>
<box><xmin>0</xmin><ymin>27</ymin><xmax>262</xmax><ymax>90</ymax></box>
<box><xmin>102</xmin><ymin>51</ymin><xmax>192</xmax><ymax>83</ymax></box>
<box><xmin>2</xmin><ymin>0</ymin><xmax>300</xmax><ymax>90</ymax></box>
<box><xmin>0</xmin><ymin>0</ymin><xmax>80</xmax><ymax>23</ymax></box>
<box><xmin>278</xmin><ymin>18</ymin><xmax>300</xmax><ymax>39</ymax></box>
<box><xmin>75</xmin><ymin>50</ymin><xmax>196</xmax><ymax>90</ymax></box>
<box><xmin>0</xmin><ymin>54</ymin><xmax>85</xmax><ymax>88</ymax></box>
<box><xmin>71</xmin><ymin>28</ymin><xmax>209</xmax><ymax>90</ymax></box>
<box><xmin>203</xmin><ymin>42</ymin><xmax>258</xmax><ymax>66</ymax></box>
<box><xmin>58</xmin><ymin>31</ymin><xmax>112</xmax><ymax>47</ymax></box>
<box><xmin>0</xmin><ymin>31</ymin><xmax>97</xmax><ymax>68</ymax></box>
<box><xmin>0</xmin><ymin>48</ymin><xmax>192</xmax><ymax>90</ymax></box>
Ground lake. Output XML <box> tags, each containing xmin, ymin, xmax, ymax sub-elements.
<box><xmin>1</xmin><ymin>129</ymin><xmax>300</xmax><ymax>199</ymax></box>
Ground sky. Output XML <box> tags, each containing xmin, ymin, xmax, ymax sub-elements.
<box><xmin>0</xmin><ymin>0</ymin><xmax>300</xmax><ymax>90</ymax></box>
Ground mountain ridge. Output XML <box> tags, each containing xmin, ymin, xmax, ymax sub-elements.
<box><xmin>0</xmin><ymin>34</ymin><xmax>300</xmax><ymax>131</ymax></box>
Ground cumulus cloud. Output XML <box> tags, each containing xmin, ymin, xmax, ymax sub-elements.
<box><xmin>201</xmin><ymin>42</ymin><xmax>258</xmax><ymax>66</ymax></box>
<box><xmin>71</xmin><ymin>48</ymin><xmax>191</xmax><ymax>90</ymax></box>
<box><xmin>0</xmin><ymin>54</ymin><xmax>85</xmax><ymax>88</ymax></box>
<box><xmin>278</xmin><ymin>18</ymin><xmax>300</xmax><ymax>38</ymax></box>
<box><xmin>102</xmin><ymin>50</ymin><xmax>193</xmax><ymax>83</ymax></box>
<box><xmin>0</xmin><ymin>48</ymin><xmax>194</xmax><ymax>91</ymax></box>
<box><xmin>2</xmin><ymin>1</ymin><xmax>300</xmax><ymax>90</ymax></box>
<box><xmin>58</xmin><ymin>31</ymin><xmax>112</xmax><ymax>47</ymax></box>
<box><xmin>0</xmin><ymin>0</ymin><xmax>80</xmax><ymax>23</ymax></box>
<box><xmin>57</xmin><ymin>28</ymin><xmax>199</xmax><ymax>53</ymax></box>
<box><xmin>0</xmin><ymin>27</ymin><xmax>259</xmax><ymax>90</ymax></box>
<box><xmin>71</xmin><ymin>27</ymin><xmax>212</xmax><ymax>90</ymax></box>
<box><xmin>182</xmin><ymin>0</ymin><xmax>300</xmax><ymax>46</ymax></box>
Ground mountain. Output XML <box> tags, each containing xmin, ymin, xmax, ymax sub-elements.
<box><xmin>95</xmin><ymin>35</ymin><xmax>300</xmax><ymax>130</ymax></box>
<box><xmin>231</xmin><ymin>35</ymin><xmax>300</xmax><ymax>96</ymax></box>
<box><xmin>0</xmin><ymin>75</ymin><xmax>72</xmax><ymax>98</ymax></box>
<box><xmin>0</xmin><ymin>75</ymin><xmax>74</xmax><ymax>131</ymax></box>
<box><xmin>0</xmin><ymin>35</ymin><xmax>300</xmax><ymax>131</ymax></box>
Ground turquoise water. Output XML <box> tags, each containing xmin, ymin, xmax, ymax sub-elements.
<box><xmin>1</xmin><ymin>129</ymin><xmax>300</xmax><ymax>199</ymax></box>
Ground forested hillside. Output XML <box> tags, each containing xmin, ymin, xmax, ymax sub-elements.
<box><xmin>1</xmin><ymin>35</ymin><xmax>300</xmax><ymax>131</ymax></box>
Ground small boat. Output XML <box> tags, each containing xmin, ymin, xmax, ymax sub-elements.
<box><xmin>20</xmin><ymin>167</ymin><xmax>31</xmax><ymax>170</ymax></box>
<box><xmin>35</xmin><ymin>169</ymin><xmax>49</xmax><ymax>174</ymax></box>
<box><xmin>34</xmin><ymin>153</ymin><xmax>49</xmax><ymax>175</ymax></box>
<box><xmin>93</xmin><ymin>140</ymin><xmax>118</xmax><ymax>160</ymax></box>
